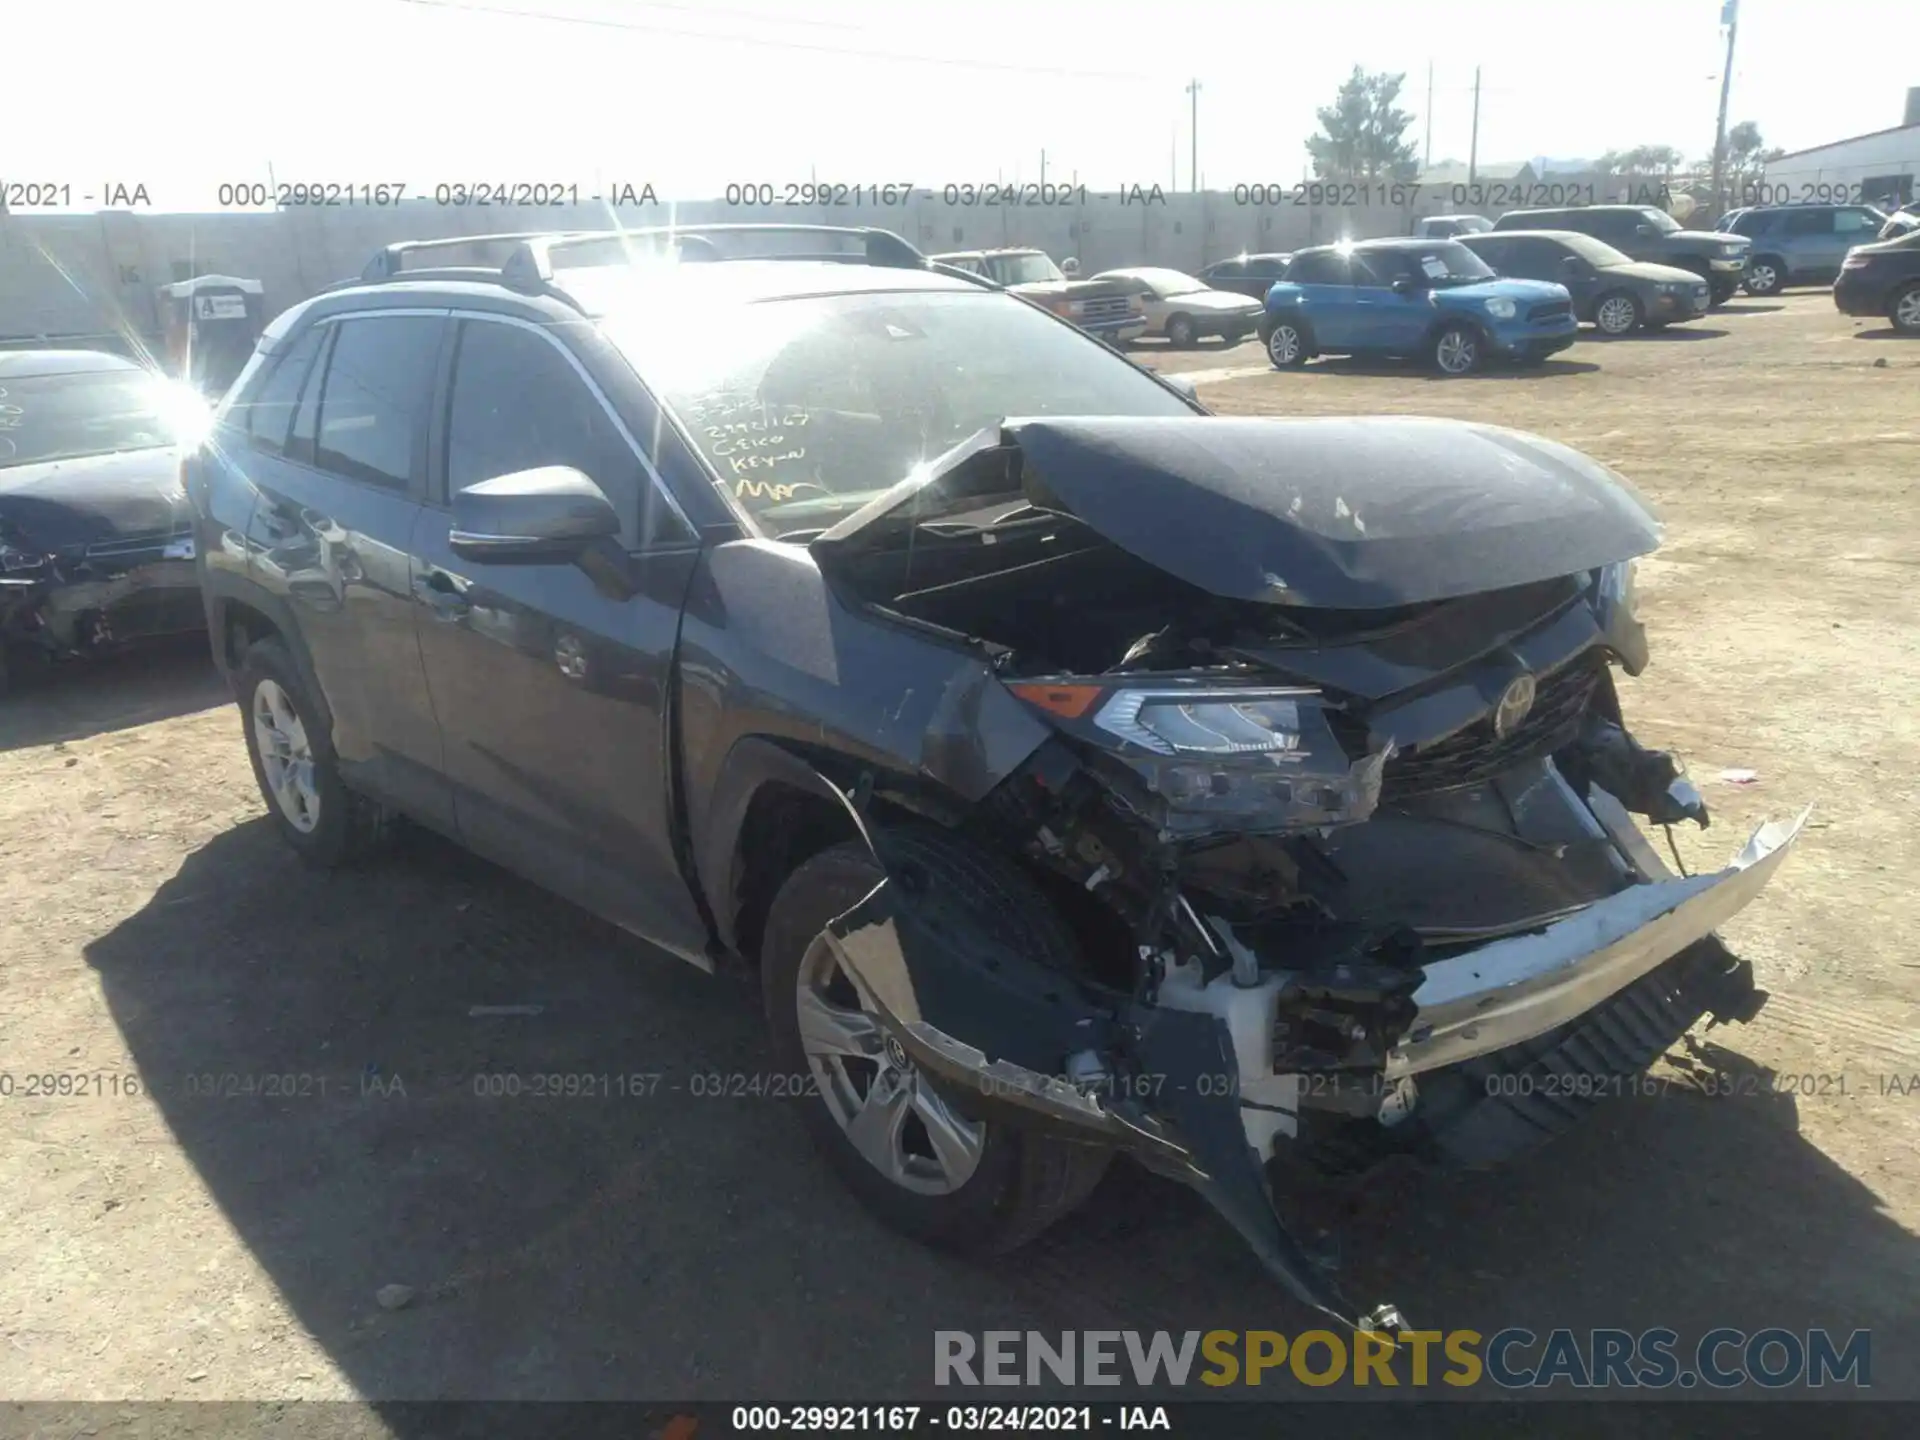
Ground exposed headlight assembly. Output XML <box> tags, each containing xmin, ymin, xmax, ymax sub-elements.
<box><xmin>1595</xmin><ymin>559</ymin><xmax>1649</xmax><ymax>674</ymax></box>
<box><xmin>1483</xmin><ymin>297</ymin><xmax>1517</xmax><ymax>319</ymax></box>
<box><xmin>1009</xmin><ymin>681</ymin><xmax>1392</xmax><ymax>835</ymax></box>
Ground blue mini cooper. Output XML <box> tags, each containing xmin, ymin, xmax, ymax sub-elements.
<box><xmin>1259</xmin><ymin>238</ymin><xmax>1579</xmax><ymax>374</ymax></box>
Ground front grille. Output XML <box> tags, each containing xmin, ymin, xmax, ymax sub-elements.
<box><xmin>1337</xmin><ymin>655</ymin><xmax>1603</xmax><ymax>802</ymax></box>
<box><xmin>1077</xmin><ymin>294</ymin><xmax>1136</xmax><ymax>324</ymax></box>
<box><xmin>1527</xmin><ymin>301</ymin><xmax>1573</xmax><ymax>323</ymax></box>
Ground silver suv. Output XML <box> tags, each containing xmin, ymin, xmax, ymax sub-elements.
<box><xmin>1718</xmin><ymin>204</ymin><xmax>1887</xmax><ymax>296</ymax></box>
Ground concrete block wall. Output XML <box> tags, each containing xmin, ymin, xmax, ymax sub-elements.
<box><xmin>1</xmin><ymin>191</ymin><xmax>1445</xmax><ymax>343</ymax></box>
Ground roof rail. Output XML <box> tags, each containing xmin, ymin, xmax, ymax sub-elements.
<box><xmin>497</xmin><ymin>224</ymin><xmax>931</xmax><ymax>290</ymax></box>
<box><xmin>359</xmin><ymin>231</ymin><xmax>604</xmax><ymax>282</ymax></box>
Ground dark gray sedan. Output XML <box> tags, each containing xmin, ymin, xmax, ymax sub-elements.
<box><xmin>1461</xmin><ymin>230</ymin><xmax>1712</xmax><ymax>335</ymax></box>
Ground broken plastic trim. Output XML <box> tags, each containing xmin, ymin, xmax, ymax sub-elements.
<box><xmin>818</xmin><ymin>884</ymin><xmax>1406</xmax><ymax>1335</ymax></box>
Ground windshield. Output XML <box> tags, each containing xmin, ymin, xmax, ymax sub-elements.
<box><xmin>0</xmin><ymin>368</ymin><xmax>197</xmax><ymax>469</ymax></box>
<box><xmin>983</xmin><ymin>253</ymin><xmax>1065</xmax><ymax>285</ymax></box>
<box><xmin>611</xmin><ymin>289</ymin><xmax>1194</xmax><ymax>535</ymax></box>
<box><xmin>1639</xmin><ymin>208</ymin><xmax>1683</xmax><ymax>234</ymax></box>
<box><xmin>1357</xmin><ymin>242</ymin><xmax>1496</xmax><ymax>285</ymax></box>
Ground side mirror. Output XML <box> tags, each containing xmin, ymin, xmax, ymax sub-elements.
<box><xmin>1635</xmin><ymin>224</ymin><xmax>1657</xmax><ymax>237</ymax></box>
<box><xmin>450</xmin><ymin>466</ymin><xmax>622</xmax><ymax>565</ymax></box>
<box><xmin>1563</xmin><ymin>255</ymin><xmax>1585</xmax><ymax>271</ymax></box>
<box><xmin>1390</xmin><ymin>276</ymin><xmax>1419</xmax><ymax>296</ymax></box>
<box><xmin>1061</xmin><ymin>257</ymin><xmax>1082</xmax><ymax>277</ymax></box>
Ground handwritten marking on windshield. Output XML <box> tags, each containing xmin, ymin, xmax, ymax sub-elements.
<box><xmin>734</xmin><ymin>477</ymin><xmax>831</xmax><ymax>503</ymax></box>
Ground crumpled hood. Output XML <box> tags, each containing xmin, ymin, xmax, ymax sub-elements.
<box><xmin>0</xmin><ymin>447</ymin><xmax>188</xmax><ymax>551</ymax></box>
<box><xmin>819</xmin><ymin>415</ymin><xmax>1662</xmax><ymax>610</ymax></box>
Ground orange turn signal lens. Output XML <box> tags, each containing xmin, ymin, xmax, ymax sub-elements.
<box><xmin>1009</xmin><ymin>682</ymin><xmax>1103</xmax><ymax>719</ymax></box>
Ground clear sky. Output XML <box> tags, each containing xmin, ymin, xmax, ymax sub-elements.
<box><xmin>8</xmin><ymin>0</ymin><xmax>1918</xmax><ymax>210</ymax></box>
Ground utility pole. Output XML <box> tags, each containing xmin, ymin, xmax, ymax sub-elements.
<box><xmin>1468</xmin><ymin>68</ymin><xmax>1482</xmax><ymax>184</ymax></box>
<box><xmin>1040</xmin><ymin>149</ymin><xmax>1047</xmax><ymax>186</ymax></box>
<box><xmin>1170</xmin><ymin>129</ymin><xmax>1177</xmax><ymax>190</ymax></box>
<box><xmin>1186</xmin><ymin>79</ymin><xmax>1201</xmax><ymax>194</ymax></box>
<box><xmin>1424</xmin><ymin>62</ymin><xmax>1434</xmax><ymax>170</ymax></box>
<box><xmin>1710</xmin><ymin>0</ymin><xmax>1740</xmax><ymax>215</ymax></box>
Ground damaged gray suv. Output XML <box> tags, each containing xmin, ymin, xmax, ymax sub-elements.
<box><xmin>187</xmin><ymin>225</ymin><xmax>1804</xmax><ymax>1333</ymax></box>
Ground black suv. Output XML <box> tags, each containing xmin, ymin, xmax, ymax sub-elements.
<box><xmin>1493</xmin><ymin>205</ymin><xmax>1750</xmax><ymax>305</ymax></box>
<box><xmin>1715</xmin><ymin>203</ymin><xmax>1888</xmax><ymax>295</ymax></box>
<box><xmin>185</xmin><ymin>224</ymin><xmax>1800</xmax><ymax>1331</ymax></box>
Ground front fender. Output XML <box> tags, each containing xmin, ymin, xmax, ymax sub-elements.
<box><xmin>821</xmin><ymin>873</ymin><xmax>1406</xmax><ymax>1335</ymax></box>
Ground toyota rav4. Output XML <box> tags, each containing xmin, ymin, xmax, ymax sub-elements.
<box><xmin>186</xmin><ymin>224</ymin><xmax>1803</xmax><ymax>1333</ymax></box>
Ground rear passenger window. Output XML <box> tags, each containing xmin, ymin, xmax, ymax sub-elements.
<box><xmin>445</xmin><ymin>319</ymin><xmax>692</xmax><ymax>548</ymax></box>
<box><xmin>1783</xmin><ymin>210</ymin><xmax>1832</xmax><ymax>236</ymax></box>
<box><xmin>234</xmin><ymin>325</ymin><xmax>325</xmax><ymax>456</ymax></box>
<box><xmin>312</xmin><ymin>315</ymin><xmax>442</xmax><ymax>491</ymax></box>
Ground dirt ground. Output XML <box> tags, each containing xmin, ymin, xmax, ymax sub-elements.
<box><xmin>2</xmin><ymin>292</ymin><xmax>1917</xmax><ymax>1411</ymax></box>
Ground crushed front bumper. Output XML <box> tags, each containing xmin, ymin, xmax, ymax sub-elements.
<box><xmin>1384</xmin><ymin>807</ymin><xmax>1807</xmax><ymax>1078</ymax></box>
<box><xmin>819</xmin><ymin>804</ymin><xmax>1804</xmax><ymax>1332</ymax></box>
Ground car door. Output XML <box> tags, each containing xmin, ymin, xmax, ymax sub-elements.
<box><xmin>1352</xmin><ymin>250</ymin><xmax>1431</xmax><ymax>350</ymax></box>
<box><xmin>1286</xmin><ymin>251</ymin><xmax>1361</xmax><ymax>347</ymax></box>
<box><xmin>1826</xmin><ymin>209</ymin><xmax>1885</xmax><ymax>279</ymax></box>
<box><xmin>1517</xmin><ymin>237</ymin><xmax>1595</xmax><ymax>308</ymax></box>
<box><xmin>238</xmin><ymin>309</ymin><xmax>454</xmax><ymax>828</ymax></box>
<box><xmin>408</xmin><ymin>312</ymin><xmax>711</xmax><ymax>964</ymax></box>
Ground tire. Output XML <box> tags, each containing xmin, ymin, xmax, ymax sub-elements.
<box><xmin>1430</xmin><ymin>322</ymin><xmax>1482</xmax><ymax>375</ymax></box>
<box><xmin>1165</xmin><ymin>312</ymin><xmax>1197</xmax><ymax>348</ymax></box>
<box><xmin>235</xmin><ymin>637</ymin><xmax>391</xmax><ymax>867</ymax></box>
<box><xmin>1592</xmin><ymin>291</ymin><xmax>1643</xmax><ymax>336</ymax></box>
<box><xmin>762</xmin><ymin>828</ymin><xmax>1112</xmax><ymax>1257</ymax></box>
<box><xmin>1742</xmin><ymin>257</ymin><xmax>1785</xmax><ymax>296</ymax></box>
<box><xmin>1220</xmin><ymin>325</ymin><xmax>1248</xmax><ymax>347</ymax></box>
<box><xmin>1891</xmin><ymin>282</ymin><xmax>1920</xmax><ymax>334</ymax></box>
<box><xmin>1709</xmin><ymin>279</ymin><xmax>1737</xmax><ymax>307</ymax></box>
<box><xmin>1265</xmin><ymin>317</ymin><xmax>1310</xmax><ymax>368</ymax></box>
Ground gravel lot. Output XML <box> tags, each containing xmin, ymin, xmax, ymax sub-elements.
<box><xmin>2</xmin><ymin>292</ymin><xmax>1917</xmax><ymax>1410</ymax></box>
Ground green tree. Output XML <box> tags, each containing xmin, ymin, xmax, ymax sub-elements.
<box><xmin>1305</xmin><ymin>67</ymin><xmax>1420</xmax><ymax>182</ymax></box>
<box><xmin>1597</xmin><ymin>144</ymin><xmax>1687</xmax><ymax>176</ymax></box>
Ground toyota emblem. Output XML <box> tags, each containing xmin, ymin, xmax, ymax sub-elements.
<box><xmin>1492</xmin><ymin>674</ymin><xmax>1537</xmax><ymax>739</ymax></box>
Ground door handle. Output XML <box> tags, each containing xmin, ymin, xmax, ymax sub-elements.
<box><xmin>417</xmin><ymin>567</ymin><xmax>471</xmax><ymax>619</ymax></box>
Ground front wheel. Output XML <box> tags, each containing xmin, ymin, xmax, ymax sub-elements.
<box><xmin>1265</xmin><ymin>318</ymin><xmax>1310</xmax><ymax>368</ymax></box>
<box><xmin>1431</xmin><ymin>323</ymin><xmax>1482</xmax><ymax>375</ymax></box>
<box><xmin>761</xmin><ymin>828</ymin><xmax>1111</xmax><ymax>1256</ymax></box>
<box><xmin>1709</xmin><ymin>278</ymin><xmax>1738</xmax><ymax>307</ymax></box>
<box><xmin>1742</xmin><ymin>259</ymin><xmax>1785</xmax><ymax>296</ymax></box>
<box><xmin>1165</xmin><ymin>312</ymin><xmax>1197</xmax><ymax>348</ymax></box>
<box><xmin>1891</xmin><ymin>282</ymin><xmax>1920</xmax><ymax>333</ymax></box>
<box><xmin>1593</xmin><ymin>291</ymin><xmax>1643</xmax><ymax>336</ymax></box>
<box><xmin>1220</xmin><ymin>325</ymin><xmax>1248</xmax><ymax>347</ymax></box>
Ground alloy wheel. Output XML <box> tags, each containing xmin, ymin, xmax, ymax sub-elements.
<box><xmin>1596</xmin><ymin>296</ymin><xmax>1638</xmax><ymax>334</ymax></box>
<box><xmin>1745</xmin><ymin>262</ymin><xmax>1780</xmax><ymax>295</ymax></box>
<box><xmin>1167</xmin><ymin>314</ymin><xmax>1195</xmax><ymax>347</ymax></box>
<box><xmin>252</xmin><ymin>678</ymin><xmax>321</xmax><ymax>833</ymax></box>
<box><xmin>1435</xmin><ymin>328</ymin><xmax>1478</xmax><ymax>374</ymax></box>
<box><xmin>1267</xmin><ymin>325</ymin><xmax>1302</xmax><ymax>366</ymax></box>
<box><xmin>1894</xmin><ymin>286</ymin><xmax>1920</xmax><ymax>332</ymax></box>
<box><xmin>796</xmin><ymin>933</ymin><xmax>985</xmax><ymax>1195</ymax></box>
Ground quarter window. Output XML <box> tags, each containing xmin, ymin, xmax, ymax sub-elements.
<box><xmin>234</xmin><ymin>325</ymin><xmax>326</xmax><ymax>456</ymax></box>
<box><xmin>311</xmin><ymin>315</ymin><xmax>441</xmax><ymax>490</ymax></box>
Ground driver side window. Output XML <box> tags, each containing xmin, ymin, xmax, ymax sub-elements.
<box><xmin>444</xmin><ymin>319</ymin><xmax>691</xmax><ymax>549</ymax></box>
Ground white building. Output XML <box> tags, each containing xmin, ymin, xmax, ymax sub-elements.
<box><xmin>1762</xmin><ymin>91</ymin><xmax>1920</xmax><ymax>208</ymax></box>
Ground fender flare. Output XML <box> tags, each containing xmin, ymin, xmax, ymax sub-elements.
<box><xmin>694</xmin><ymin>735</ymin><xmax>877</xmax><ymax>957</ymax></box>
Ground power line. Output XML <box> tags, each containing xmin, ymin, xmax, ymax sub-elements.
<box><xmin>398</xmin><ymin>0</ymin><xmax>1150</xmax><ymax>80</ymax></box>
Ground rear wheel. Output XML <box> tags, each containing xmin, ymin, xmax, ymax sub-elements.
<box><xmin>1593</xmin><ymin>291</ymin><xmax>1643</xmax><ymax>336</ymax></box>
<box><xmin>236</xmin><ymin>638</ymin><xmax>391</xmax><ymax>867</ymax></box>
<box><xmin>1742</xmin><ymin>257</ymin><xmax>1785</xmax><ymax>296</ymax></box>
<box><xmin>1265</xmin><ymin>318</ymin><xmax>1310</xmax><ymax>368</ymax></box>
<box><xmin>1431</xmin><ymin>323</ymin><xmax>1482</xmax><ymax>375</ymax></box>
<box><xmin>1709</xmin><ymin>278</ymin><xmax>1738</xmax><ymax>307</ymax></box>
<box><xmin>762</xmin><ymin>828</ymin><xmax>1111</xmax><ymax>1255</ymax></box>
<box><xmin>1891</xmin><ymin>282</ymin><xmax>1920</xmax><ymax>333</ymax></box>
